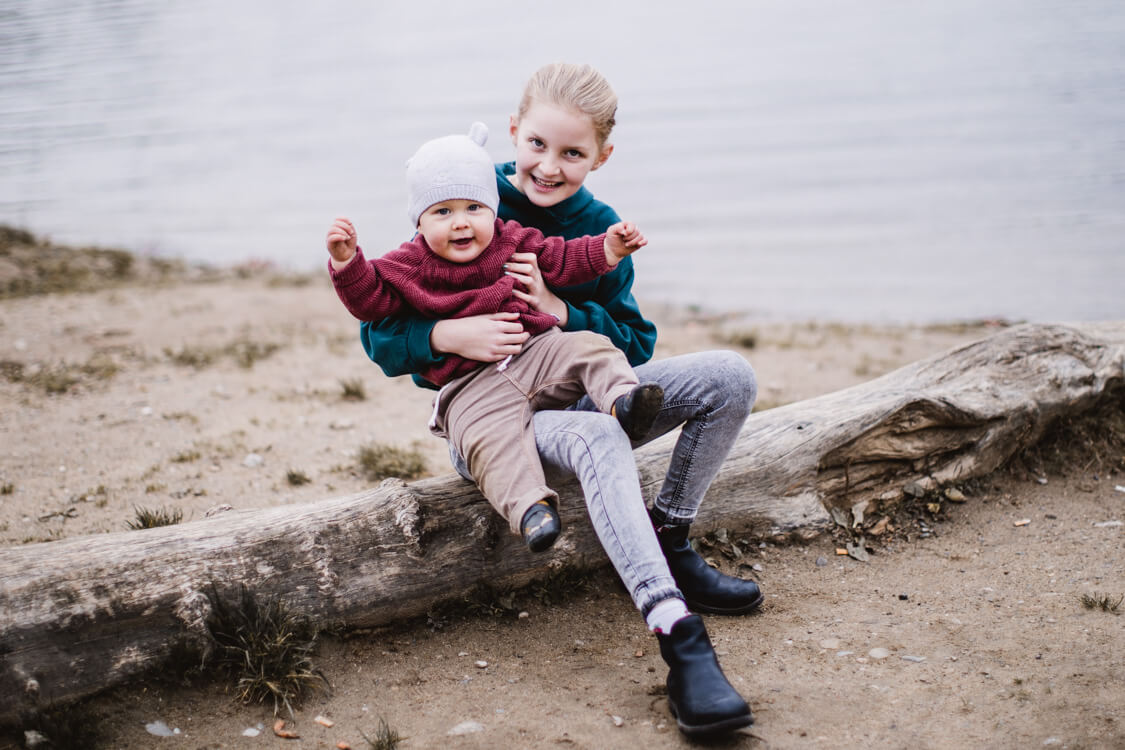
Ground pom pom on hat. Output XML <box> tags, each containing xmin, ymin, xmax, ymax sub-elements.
<box><xmin>406</xmin><ymin>121</ymin><xmax>499</xmax><ymax>227</ymax></box>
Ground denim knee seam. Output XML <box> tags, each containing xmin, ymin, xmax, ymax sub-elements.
<box><xmin>657</xmin><ymin>400</ymin><xmax>711</xmax><ymax>523</ymax></box>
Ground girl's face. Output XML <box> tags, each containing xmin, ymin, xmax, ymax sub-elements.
<box><xmin>508</xmin><ymin>101</ymin><xmax>613</xmax><ymax>208</ymax></box>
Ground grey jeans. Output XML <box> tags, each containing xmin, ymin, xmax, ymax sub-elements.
<box><xmin>450</xmin><ymin>350</ymin><xmax>757</xmax><ymax>616</ymax></box>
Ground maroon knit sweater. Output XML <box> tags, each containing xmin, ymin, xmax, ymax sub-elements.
<box><xmin>330</xmin><ymin>218</ymin><xmax>611</xmax><ymax>386</ymax></box>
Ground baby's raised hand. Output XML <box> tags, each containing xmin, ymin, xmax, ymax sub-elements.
<box><xmin>604</xmin><ymin>221</ymin><xmax>647</xmax><ymax>263</ymax></box>
<box><xmin>326</xmin><ymin>217</ymin><xmax>358</xmax><ymax>265</ymax></box>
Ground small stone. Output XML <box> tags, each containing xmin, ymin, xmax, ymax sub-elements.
<box><xmin>903</xmin><ymin>481</ymin><xmax>926</xmax><ymax>498</ymax></box>
<box><xmin>145</xmin><ymin>721</ymin><xmax>177</xmax><ymax>737</ymax></box>
<box><xmin>898</xmin><ymin>594</ymin><xmax>909</xmax><ymax>601</ymax></box>
<box><xmin>1036</xmin><ymin>476</ymin><xmax>1048</xmax><ymax>485</ymax></box>
<box><xmin>242</xmin><ymin>453</ymin><xmax>264</xmax><ymax>468</ymax></box>
<box><xmin>475</xmin><ymin>660</ymin><xmax>488</xmax><ymax>669</ymax></box>
<box><xmin>242</xmin><ymin>727</ymin><xmax>261</xmax><ymax>737</ymax></box>
<box><xmin>752</xmin><ymin>563</ymin><xmax>764</xmax><ymax>572</ymax></box>
<box><xmin>868</xmin><ymin>648</ymin><xmax>890</xmax><ymax>659</ymax></box>
<box><xmin>901</xmin><ymin>655</ymin><xmax>926</xmax><ymax>663</ymax></box>
<box><xmin>944</xmin><ymin>487</ymin><xmax>966</xmax><ymax>502</ymax></box>
<box><xmin>815</xmin><ymin>556</ymin><xmax>828</xmax><ymax>567</ymax></box>
<box><xmin>314</xmin><ymin>715</ymin><xmax>334</xmax><ymax>727</ymax></box>
<box><xmin>819</xmin><ymin>638</ymin><xmax>841</xmax><ymax>650</ymax></box>
<box><xmin>518</xmin><ymin>611</ymin><xmax>529</xmax><ymax>619</ymax></box>
<box><xmin>24</xmin><ymin>731</ymin><xmax>50</xmax><ymax>749</ymax></box>
<box><xmin>634</xmin><ymin>649</ymin><xmax>644</xmax><ymax>658</ymax></box>
<box><xmin>612</xmin><ymin>715</ymin><xmax>625</xmax><ymax>727</ymax></box>
<box><xmin>448</xmin><ymin>721</ymin><xmax>485</xmax><ymax>735</ymax></box>
<box><xmin>1093</xmin><ymin>520</ymin><xmax>1123</xmax><ymax>528</ymax></box>
<box><xmin>458</xmin><ymin>651</ymin><xmax>469</xmax><ymax>657</ymax></box>
<box><xmin>1042</xmin><ymin>738</ymin><xmax>1062</xmax><ymax>746</ymax></box>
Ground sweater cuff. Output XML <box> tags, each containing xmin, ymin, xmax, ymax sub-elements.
<box><xmin>327</xmin><ymin>247</ymin><xmax>367</xmax><ymax>284</ymax></box>
<box><xmin>406</xmin><ymin>318</ymin><xmax>444</xmax><ymax>366</ymax></box>
<box><xmin>561</xmin><ymin>300</ymin><xmax>589</xmax><ymax>333</ymax></box>
<box><xmin>591</xmin><ymin>233</ymin><xmax>612</xmax><ymax>274</ymax></box>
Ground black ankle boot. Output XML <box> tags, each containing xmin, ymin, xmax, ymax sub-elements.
<box><xmin>520</xmin><ymin>501</ymin><xmax>560</xmax><ymax>553</ymax></box>
<box><xmin>655</xmin><ymin>614</ymin><xmax>753</xmax><ymax>737</ymax></box>
<box><xmin>652</xmin><ymin>511</ymin><xmax>764</xmax><ymax>615</ymax></box>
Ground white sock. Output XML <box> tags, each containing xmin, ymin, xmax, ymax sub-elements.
<box><xmin>646</xmin><ymin>598</ymin><xmax>691</xmax><ymax>634</ymax></box>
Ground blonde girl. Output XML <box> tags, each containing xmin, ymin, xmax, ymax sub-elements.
<box><xmin>360</xmin><ymin>63</ymin><xmax>759</xmax><ymax>738</ymax></box>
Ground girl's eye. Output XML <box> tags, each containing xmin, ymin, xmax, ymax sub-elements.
<box><xmin>529</xmin><ymin>137</ymin><xmax>545</xmax><ymax>149</ymax></box>
<box><xmin>565</xmin><ymin>149</ymin><xmax>583</xmax><ymax>159</ymax></box>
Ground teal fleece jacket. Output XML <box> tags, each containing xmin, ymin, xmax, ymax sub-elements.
<box><xmin>360</xmin><ymin>161</ymin><xmax>658</xmax><ymax>389</ymax></box>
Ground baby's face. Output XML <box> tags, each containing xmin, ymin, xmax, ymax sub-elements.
<box><xmin>417</xmin><ymin>199</ymin><xmax>496</xmax><ymax>263</ymax></box>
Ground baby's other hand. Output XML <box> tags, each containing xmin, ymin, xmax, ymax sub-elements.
<box><xmin>605</xmin><ymin>221</ymin><xmax>647</xmax><ymax>261</ymax></box>
<box><xmin>326</xmin><ymin>217</ymin><xmax>358</xmax><ymax>264</ymax></box>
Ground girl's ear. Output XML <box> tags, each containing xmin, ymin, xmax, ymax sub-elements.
<box><xmin>509</xmin><ymin>114</ymin><xmax>520</xmax><ymax>144</ymax></box>
<box><xmin>591</xmin><ymin>143</ymin><xmax>614</xmax><ymax>171</ymax></box>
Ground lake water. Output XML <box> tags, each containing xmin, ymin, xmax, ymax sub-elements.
<box><xmin>2</xmin><ymin>0</ymin><xmax>1123</xmax><ymax>323</ymax></box>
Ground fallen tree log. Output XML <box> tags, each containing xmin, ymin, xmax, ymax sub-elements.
<box><xmin>1</xmin><ymin>322</ymin><xmax>1122</xmax><ymax>723</ymax></box>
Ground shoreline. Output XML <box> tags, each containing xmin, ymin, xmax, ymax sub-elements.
<box><xmin>0</xmin><ymin>265</ymin><xmax>1003</xmax><ymax>548</ymax></box>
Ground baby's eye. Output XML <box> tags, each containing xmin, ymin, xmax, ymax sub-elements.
<box><xmin>434</xmin><ymin>207</ymin><xmax>451</xmax><ymax>216</ymax></box>
<box><xmin>467</xmin><ymin>203</ymin><xmax>483</xmax><ymax>212</ymax></box>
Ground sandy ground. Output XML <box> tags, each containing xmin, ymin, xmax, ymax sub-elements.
<box><xmin>2</xmin><ymin>272</ymin><xmax>1123</xmax><ymax>749</ymax></box>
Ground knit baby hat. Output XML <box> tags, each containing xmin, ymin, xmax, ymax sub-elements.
<box><xmin>406</xmin><ymin>121</ymin><xmax>499</xmax><ymax>227</ymax></box>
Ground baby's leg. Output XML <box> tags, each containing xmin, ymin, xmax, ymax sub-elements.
<box><xmin>530</xmin><ymin>331</ymin><xmax>663</xmax><ymax>441</ymax></box>
<box><xmin>441</xmin><ymin>371</ymin><xmax>557</xmax><ymax>536</ymax></box>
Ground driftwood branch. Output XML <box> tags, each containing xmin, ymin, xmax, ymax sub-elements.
<box><xmin>1</xmin><ymin>322</ymin><xmax>1122</xmax><ymax>723</ymax></box>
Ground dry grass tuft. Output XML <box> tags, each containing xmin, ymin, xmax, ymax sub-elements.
<box><xmin>356</xmin><ymin>442</ymin><xmax>428</xmax><ymax>481</ymax></box>
<box><xmin>127</xmin><ymin>505</ymin><xmax>184</xmax><ymax>529</ymax></box>
<box><xmin>164</xmin><ymin>336</ymin><xmax>282</xmax><ymax>370</ymax></box>
<box><xmin>1079</xmin><ymin>592</ymin><xmax>1123</xmax><ymax>613</ymax></box>
<box><xmin>360</xmin><ymin>717</ymin><xmax>406</xmax><ymax>750</ymax></box>
<box><xmin>286</xmin><ymin>469</ymin><xmax>312</xmax><ymax>486</ymax></box>
<box><xmin>206</xmin><ymin>586</ymin><xmax>328</xmax><ymax>717</ymax></box>
<box><xmin>340</xmin><ymin>377</ymin><xmax>367</xmax><ymax>401</ymax></box>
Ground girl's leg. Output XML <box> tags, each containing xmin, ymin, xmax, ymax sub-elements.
<box><xmin>530</xmin><ymin>408</ymin><xmax>680</xmax><ymax>616</ymax></box>
<box><xmin>567</xmin><ymin>350</ymin><xmax>763</xmax><ymax>614</ymax></box>
<box><xmin>570</xmin><ymin>350</ymin><xmax>757</xmax><ymax>523</ymax></box>
<box><xmin>531</xmin><ymin>406</ymin><xmax>754</xmax><ymax>735</ymax></box>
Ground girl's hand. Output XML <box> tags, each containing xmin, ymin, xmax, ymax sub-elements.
<box><xmin>504</xmin><ymin>252</ymin><xmax>569</xmax><ymax>325</ymax></box>
<box><xmin>326</xmin><ymin>217</ymin><xmax>358</xmax><ymax>266</ymax></box>
<box><xmin>430</xmin><ymin>312</ymin><xmax>530</xmax><ymax>362</ymax></box>
<box><xmin>604</xmin><ymin>221</ymin><xmax>647</xmax><ymax>264</ymax></box>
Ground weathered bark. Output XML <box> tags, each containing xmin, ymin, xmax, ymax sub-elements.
<box><xmin>1</xmin><ymin>322</ymin><xmax>1122</xmax><ymax>723</ymax></box>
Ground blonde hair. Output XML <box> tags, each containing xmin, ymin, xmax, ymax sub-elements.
<box><xmin>516</xmin><ymin>63</ymin><xmax>618</xmax><ymax>152</ymax></box>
